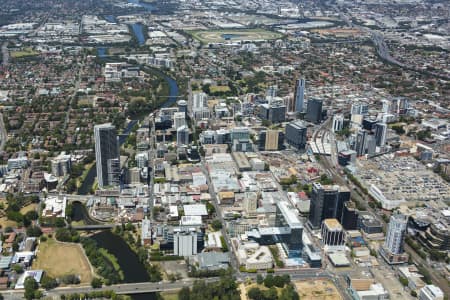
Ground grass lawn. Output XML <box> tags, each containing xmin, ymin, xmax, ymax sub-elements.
<box><xmin>32</xmin><ymin>238</ymin><xmax>93</xmax><ymax>283</ymax></box>
<box><xmin>0</xmin><ymin>217</ymin><xmax>17</xmax><ymax>228</ymax></box>
<box><xmin>188</xmin><ymin>29</ymin><xmax>282</xmax><ymax>43</ymax></box>
<box><xmin>20</xmin><ymin>203</ymin><xmax>38</xmax><ymax>215</ymax></box>
<box><xmin>210</xmin><ymin>85</ymin><xmax>230</xmax><ymax>93</ymax></box>
<box><xmin>10</xmin><ymin>48</ymin><xmax>39</xmax><ymax>58</ymax></box>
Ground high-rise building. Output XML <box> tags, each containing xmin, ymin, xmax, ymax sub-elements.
<box><xmin>351</xmin><ymin>102</ymin><xmax>369</xmax><ymax>116</ymax></box>
<box><xmin>384</xmin><ymin>213</ymin><xmax>407</xmax><ymax>254</ymax></box>
<box><xmin>321</xmin><ymin>219</ymin><xmax>346</xmax><ymax>250</ymax></box>
<box><xmin>374</xmin><ymin>123</ymin><xmax>387</xmax><ymax>147</ymax></box>
<box><xmin>308</xmin><ymin>183</ymin><xmax>350</xmax><ymax>229</ymax></box>
<box><xmin>51</xmin><ymin>153</ymin><xmax>72</xmax><ymax>177</ymax></box>
<box><xmin>258</xmin><ymin>101</ymin><xmax>286</xmax><ymax>124</ymax></box>
<box><xmin>380</xmin><ymin>212</ymin><xmax>409</xmax><ymax>264</ymax></box>
<box><xmin>341</xmin><ymin>202</ymin><xmax>358</xmax><ymax>230</ymax></box>
<box><xmin>274</xmin><ymin>201</ymin><xmax>303</xmax><ymax>251</ymax></box>
<box><xmin>173</xmin><ymin>112</ymin><xmax>186</xmax><ymax>130</ymax></box>
<box><xmin>177</xmin><ymin>100</ymin><xmax>188</xmax><ymax>116</ymax></box>
<box><xmin>419</xmin><ymin>285</ymin><xmax>444</xmax><ymax>300</ymax></box>
<box><xmin>174</xmin><ymin>228</ymin><xmax>198</xmax><ymax>257</ymax></box>
<box><xmin>305</xmin><ymin>99</ymin><xmax>323</xmax><ymax>124</ymax></box>
<box><xmin>258</xmin><ymin>130</ymin><xmax>284</xmax><ymax>151</ymax></box>
<box><xmin>266</xmin><ymin>85</ymin><xmax>278</xmax><ymax>99</ymax></box>
<box><xmin>192</xmin><ymin>92</ymin><xmax>207</xmax><ymax>109</ymax></box>
<box><xmin>354</xmin><ymin>130</ymin><xmax>376</xmax><ymax>156</ymax></box>
<box><xmin>332</xmin><ymin>114</ymin><xmax>344</xmax><ymax>132</ymax></box>
<box><xmin>231</xmin><ymin>127</ymin><xmax>252</xmax><ymax>152</ymax></box>
<box><xmin>177</xmin><ymin>125</ymin><xmax>189</xmax><ymax>146</ymax></box>
<box><xmin>285</xmin><ymin>120</ymin><xmax>307</xmax><ymax>150</ymax></box>
<box><xmin>294</xmin><ymin>78</ymin><xmax>305</xmax><ymax>113</ymax></box>
<box><xmin>94</xmin><ymin>123</ymin><xmax>120</xmax><ymax>188</ymax></box>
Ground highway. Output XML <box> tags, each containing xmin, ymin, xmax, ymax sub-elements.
<box><xmin>338</xmin><ymin>11</ymin><xmax>450</xmax><ymax>80</ymax></box>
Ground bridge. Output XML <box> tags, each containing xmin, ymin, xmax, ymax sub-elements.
<box><xmin>72</xmin><ymin>224</ymin><xmax>115</xmax><ymax>230</ymax></box>
<box><xmin>47</xmin><ymin>193</ymin><xmax>91</xmax><ymax>205</ymax></box>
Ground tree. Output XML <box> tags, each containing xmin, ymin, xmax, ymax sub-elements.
<box><xmin>280</xmin><ymin>284</ymin><xmax>299</xmax><ymax>300</ymax></box>
<box><xmin>41</xmin><ymin>274</ymin><xmax>58</xmax><ymax>290</ymax></box>
<box><xmin>264</xmin><ymin>274</ymin><xmax>274</xmax><ymax>288</ymax></box>
<box><xmin>247</xmin><ymin>287</ymin><xmax>263</xmax><ymax>300</ymax></box>
<box><xmin>12</xmin><ymin>264</ymin><xmax>23</xmax><ymax>274</ymax></box>
<box><xmin>26</xmin><ymin>225</ymin><xmax>42</xmax><ymax>237</ymax></box>
<box><xmin>24</xmin><ymin>277</ymin><xmax>38</xmax><ymax>300</ymax></box>
<box><xmin>178</xmin><ymin>286</ymin><xmax>190</xmax><ymax>300</ymax></box>
<box><xmin>91</xmin><ymin>277</ymin><xmax>102</xmax><ymax>288</ymax></box>
<box><xmin>25</xmin><ymin>210</ymin><xmax>38</xmax><ymax>221</ymax></box>
<box><xmin>211</xmin><ymin>219</ymin><xmax>222</xmax><ymax>231</ymax></box>
<box><xmin>256</xmin><ymin>274</ymin><xmax>264</xmax><ymax>285</ymax></box>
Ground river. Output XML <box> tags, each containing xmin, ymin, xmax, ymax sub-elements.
<box><xmin>91</xmin><ymin>231</ymin><xmax>149</xmax><ymax>282</ymax></box>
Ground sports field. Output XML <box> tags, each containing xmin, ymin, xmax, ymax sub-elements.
<box><xmin>189</xmin><ymin>29</ymin><xmax>282</xmax><ymax>43</ymax></box>
<box><xmin>32</xmin><ymin>238</ymin><xmax>93</xmax><ymax>283</ymax></box>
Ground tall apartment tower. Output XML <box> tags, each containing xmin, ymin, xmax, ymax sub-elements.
<box><xmin>94</xmin><ymin>123</ymin><xmax>120</xmax><ymax>188</ymax></box>
<box><xmin>294</xmin><ymin>78</ymin><xmax>305</xmax><ymax>113</ymax></box>
<box><xmin>384</xmin><ymin>213</ymin><xmax>407</xmax><ymax>254</ymax></box>
<box><xmin>308</xmin><ymin>183</ymin><xmax>350</xmax><ymax>229</ymax></box>
<box><xmin>380</xmin><ymin>212</ymin><xmax>409</xmax><ymax>264</ymax></box>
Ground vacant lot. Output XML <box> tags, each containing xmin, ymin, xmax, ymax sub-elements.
<box><xmin>189</xmin><ymin>29</ymin><xmax>282</xmax><ymax>43</ymax></box>
<box><xmin>294</xmin><ymin>280</ymin><xmax>342</xmax><ymax>300</ymax></box>
<box><xmin>32</xmin><ymin>238</ymin><xmax>93</xmax><ymax>283</ymax></box>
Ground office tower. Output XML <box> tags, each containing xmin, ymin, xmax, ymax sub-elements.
<box><xmin>177</xmin><ymin>100</ymin><xmax>188</xmax><ymax>116</ymax></box>
<box><xmin>419</xmin><ymin>285</ymin><xmax>444</xmax><ymax>300</ymax></box>
<box><xmin>231</xmin><ymin>127</ymin><xmax>252</xmax><ymax>152</ymax></box>
<box><xmin>258</xmin><ymin>130</ymin><xmax>284</xmax><ymax>151</ymax></box>
<box><xmin>362</xmin><ymin>118</ymin><xmax>378</xmax><ymax>131</ymax></box>
<box><xmin>308</xmin><ymin>183</ymin><xmax>350</xmax><ymax>229</ymax></box>
<box><xmin>192</xmin><ymin>92</ymin><xmax>207</xmax><ymax>109</ymax></box>
<box><xmin>321</xmin><ymin>219</ymin><xmax>346</xmax><ymax>250</ymax></box>
<box><xmin>332</xmin><ymin>114</ymin><xmax>344</xmax><ymax>132</ymax></box>
<box><xmin>285</xmin><ymin>120</ymin><xmax>307</xmax><ymax>150</ymax></box>
<box><xmin>384</xmin><ymin>213</ymin><xmax>407</xmax><ymax>254</ymax></box>
<box><xmin>275</xmin><ymin>201</ymin><xmax>303</xmax><ymax>251</ymax></box>
<box><xmin>351</xmin><ymin>102</ymin><xmax>369</xmax><ymax>116</ymax></box>
<box><xmin>259</xmin><ymin>101</ymin><xmax>286</xmax><ymax>124</ymax></box>
<box><xmin>374</xmin><ymin>122</ymin><xmax>387</xmax><ymax>147</ymax></box>
<box><xmin>174</xmin><ymin>228</ymin><xmax>198</xmax><ymax>256</ymax></box>
<box><xmin>341</xmin><ymin>202</ymin><xmax>358</xmax><ymax>230</ymax></box>
<box><xmin>216</xmin><ymin>129</ymin><xmax>230</xmax><ymax>144</ymax></box>
<box><xmin>173</xmin><ymin>112</ymin><xmax>186</xmax><ymax>130</ymax></box>
<box><xmin>305</xmin><ymin>99</ymin><xmax>323</xmax><ymax>124</ymax></box>
<box><xmin>381</xmin><ymin>99</ymin><xmax>391</xmax><ymax>114</ymax></box>
<box><xmin>176</xmin><ymin>125</ymin><xmax>189</xmax><ymax>146</ymax></box>
<box><xmin>380</xmin><ymin>213</ymin><xmax>409</xmax><ymax>264</ymax></box>
<box><xmin>294</xmin><ymin>78</ymin><xmax>305</xmax><ymax>113</ymax></box>
<box><xmin>354</xmin><ymin>130</ymin><xmax>376</xmax><ymax>156</ymax></box>
<box><xmin>94</xmin><ymin>123</ymin><xmax>120</xmax><ymax>188</ymax></box>
<box><xmin>338</xmin><ymin>150</ymin><xmax>357</xmax><ymax>167</ymax></box>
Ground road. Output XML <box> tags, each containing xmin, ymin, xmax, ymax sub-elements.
<box><xmin>0</xmin><ymin>113</ymin><xmax>8</xmax><ymax>151</ymax></box>
<box><xmin>0</xmin><ymin>278</ymin><xmax>221</xmax><ymax>299</ymax></box>
<box><xmin>1</xmin><ymin>42</ymin><xmax>9</xmax><ymax>67</ymax></box>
